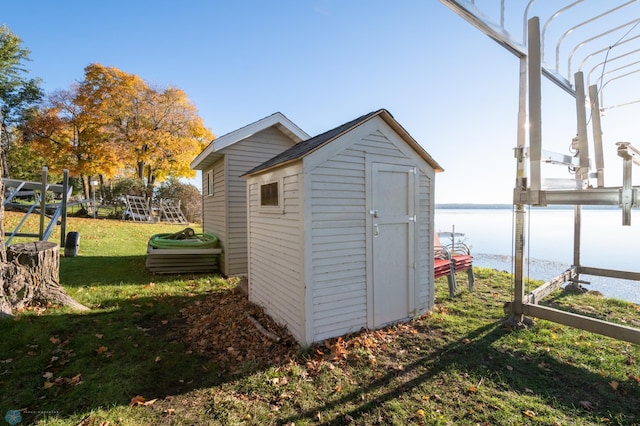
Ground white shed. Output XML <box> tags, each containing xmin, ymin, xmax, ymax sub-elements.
<box><xmin>190</xmin><ymin>113</ymin><xmax>309</xmax><ymax>276</ymax></box>
<box><xmin>243</xmin><ymin>109</ymin><xmax>443</xmax><ymax>345</ymax></box>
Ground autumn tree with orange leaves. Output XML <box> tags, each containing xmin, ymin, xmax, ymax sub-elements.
<box><xmin>22</xmin><ymin>64</ymin><xmax>212</xmax><ymax>198</ymax></box>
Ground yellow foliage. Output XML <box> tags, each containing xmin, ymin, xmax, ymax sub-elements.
<box><xmin>22</xmin><ymin>62</ymin><xmax>213</xmax><ymax>185</ymax></box>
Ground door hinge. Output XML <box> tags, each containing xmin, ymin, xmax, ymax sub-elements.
<box><xmin>408</xmin><ymin>215</ymin><xmax>416</xmax><ymax>222</ymax></box>
<box><xmin>408</xmin><ymin>167</ymin><xmax>416</xmax><ymax>175</ymax></box>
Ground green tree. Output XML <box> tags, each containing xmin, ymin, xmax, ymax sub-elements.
<box><xmin>0</xmin><ymin>25</ymin><xmax>44</xmax><ymax>178</ymax></box>
<box><xmin>4</xmin><ymin>128</ymin><xmax>48</xmax><ymax>181</ymax></box>
<box><xmin>154</xmin><ymin>178</ymin><xmax>202</xmax><ymax>222</ymax></box>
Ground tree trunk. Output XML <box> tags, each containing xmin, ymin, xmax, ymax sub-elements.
<box><xmin>146</xmin><ymin>165</ymin><xmax>155</xmax><ymax>186</ymax></box>
<box><xmin>0</xmin><ymin>180</ymin><xmax>6</xmax><ymax>264</ymax></box>
<box><xmin>81</xmin><ymin>174</ymin><xmax>90</xmax><ymax>200</ymax></box>
<box><xmin>137</xmin><ymin>160</ymin><xmax>145</xmax><ymax>180</ymax></box>
<box><xmin>1</xmin><ymin>122</ymin><xmax>11</xmax><ymax>179</ymax></box>
<box><xmin>1</xmin><ymin>116</ymin><xmax>88</xmax><ymax>317</ymax></box>
<box><xmin>0</xmin><ymin>240</ymin><xmax>89</xmax><ymax>317</ymax></box>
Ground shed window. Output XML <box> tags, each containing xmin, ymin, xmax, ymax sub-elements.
<box><xmin>260</xmin><ymin>182</ymin><xmax>279</xmax><ymax>207</ymax></box>
<box><xmin>206</xmin><ymin>170</ymin><xmax>214</xmax><ymax>196</ymax></box>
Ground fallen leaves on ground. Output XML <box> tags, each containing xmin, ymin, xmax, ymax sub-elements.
<box><xmin>179</xmin><ymin>287</ymin><xmax>298</xmax><ymax>373</ymax></box>
<box><xmin>178</xmin><ymin>287</ymin><xmax>421</xmax><ymax>375</ymax></box>
<box><xmin>130</xmin><ymin>395</ymin><xmax>158</xmax><ymax>407</ymax></box>
<box><xmin>314</xmin><ymin>322</ymin><xmax>418</xmax><ymax>365</ymax></box>
<box><xmin>43</xmin><ymin>373</ymin><xmax>83</xmax><ymax>389</ymax></box>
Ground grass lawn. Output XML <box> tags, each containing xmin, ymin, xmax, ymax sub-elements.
<box><xmin>0</xmin><ymin>212</ymin><xmax>639</xmax><ymax>425</ymax></box>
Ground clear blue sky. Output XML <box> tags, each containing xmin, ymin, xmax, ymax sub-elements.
<box><xmin>4</xmin><ymin>1</ymin><xmax>640</xmax><ymax>203</ymax></box>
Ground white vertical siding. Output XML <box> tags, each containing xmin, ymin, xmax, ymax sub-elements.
<box><xmin>247</xmin><ymin>166</ymin><xmax>305</xmax><ymax>343</ymax></box>
<box><xmin>216</xmin><ymin>127</ymin><xmax>298</xmax><ymax>276</ymax></box>
<box><xmin>418</xmin><ymin>170</ymin><xmax>434</xmax><ymax>312</ymax></box>
<box><xmin>248</xmin><ymin>117</ymin><xmax>437</xmax><ymax>345</ymax></box>
<box><xmin>309</xmin><ymin>129</ymin><xmax>411</xmax><ymax>342</ymax></box>
<box><xmin>202</xmin><ymin>157</ymin><xmax>227</xmax><ymax>271</ymax></box>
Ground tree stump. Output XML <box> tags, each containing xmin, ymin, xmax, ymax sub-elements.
<box><xmin>0</xmin><ymin>241</ymin><xmax>88</xmax><ymax>317</ymax></box>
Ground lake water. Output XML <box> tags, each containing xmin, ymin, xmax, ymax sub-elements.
<box><xmin>435</xmin><ymin>208</ymin><xmax>640</xmax><ymax>304</ymax></box>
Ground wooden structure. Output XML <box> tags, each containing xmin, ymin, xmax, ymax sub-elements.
<box><xmin>190</xmin><ymin>112</ymin><xmax>309</xmax><ymax>276</ymax></box>
<box><xmin>442</xmin><ymin>1</ymin><xmax>640</xmax><ymax>344</ymax></box>
<box><xmin>122</xmin><ymin>195</ymin><xmax>189</xmax><ymax>224</ymax></box>
<box><xmin>145</xmin><ymin>245</ymin><xmax>221</xmax><ymax>274</ymax></box>
<box><xmin>244</xmin><ymin>109</ymin><xmax>442</xmax><ymax>344</ymax></box>
<box><xmin>3</xmin><ymin>168</ymin><xmax>72</xmax><ymax>247</ymax></box>
<box><xmin>123</xmin><ymin>195</ymin><xmax>153</xmax><ymax>222</ymax></box>
<box><xmin>0</xmin><ymin>121</ymin><xmax>86</xmax><ymax>316</ymax></box>
<box><xmin>158</xmin><ymin>199</ymin><xmax>188</xmax><ymax>224</ymax></box>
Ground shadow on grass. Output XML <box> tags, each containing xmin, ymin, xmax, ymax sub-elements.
<box><xmin>279</xmin><ymin>319</ymin><xmax>640</xmax><ymax>425</ymax></box>
<box><xmin>0</xmin><ymin>290</ymin><xmax>252</xmax><ymax>424</ymax></box>
<box><xmin>60</xmin><ymin>255</ymin><xmax>200</xmax><ymax>287</ymax></box>
<box><xmin>2</xmin><ymin>273</ymin><xmax>640</xmax><ymax>424</ymax></box>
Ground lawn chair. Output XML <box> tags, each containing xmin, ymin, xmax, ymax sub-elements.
<box><xmin>434</xmin><ymin>239</ymin><xmax>457</xmax><ymax>298</ymax></box>
<box><xmin>435</xmin><ymin>233</ymin><xmax>475</xmax><ymax>297</ymax></box>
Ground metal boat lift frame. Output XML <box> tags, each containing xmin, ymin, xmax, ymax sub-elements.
<box><xmin>3</xmin><ymin>167</ymin><xmax>71</xmax><ymax>247</ymax></box>
<box><xmin>441</xmin><ymin>0</ymin><xmax>640</xmax><ymax>344</ymax></box>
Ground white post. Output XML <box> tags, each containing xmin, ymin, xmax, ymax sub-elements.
<box><xmin>528</xmin><ymin>17</ymin><xmax>542</xmax><ymax>195</ymax></box>
<box><xmin>589</xmin><ymin>84</ymin><xmax>605</xmax><ymax>187</ymax></box>
<box><xmin>91</xmin><ymin>179</ymin><xmax>99</xmax><ymax>219</ymax></box>
<box><xmin>574</xmin><ymin>72</ymin><xmax>590</xmax><ymax>187</ymax></box>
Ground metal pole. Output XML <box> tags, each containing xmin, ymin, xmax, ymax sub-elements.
<box><xmin>573</xmin><ymin>204</ymin><xmax>582</xmax><ymax>277</ymax></box>
<box><xmin>60</xmin><ymin>169</ymin><xmax>68</xmax><ymax>247</ymax></box>
<box><xmin>528</xmin><ymin>17</ymin><xmax>542</xmax><ymax>195</ymax></box>
<box><xmin>618</xmin><ymin>142</ymin><xmax>635</xmax><ymax>226</ymax></box>
<box><xmin>512</xmin><ymin>52</ymin><xmax>529</xmax><ymax>321</ymax></box>
<box><xmin>39</xmin><ymin>167</ymin><xmax>48</xmax><ymax>240</ymax></box>
<box><xmin>511</xmin><ymin>17</ymin><xmax>543</xmax><ymax>321</ymax></box>
<box><xmin>575</xmin><ymin>72</ymin><xmax>590</xmax><ymax>186</ymax></box>
<box><xmin>589</xmin><ymin>84</ymin><xmax>605</xmax><ymax>187</ymax></box>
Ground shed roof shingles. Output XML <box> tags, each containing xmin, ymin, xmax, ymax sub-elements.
<box><xmin>243</xmin><ymin>109</ymin><xmax>442</xmax><ymax>176</ymax></box>
<box><xmin>243</xmin><ymin>110</ymin><xmax>379</xmax><ymax>176</ymax></box>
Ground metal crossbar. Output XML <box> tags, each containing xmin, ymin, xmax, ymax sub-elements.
<box><xmin>441</xmin><ymin>0</ymin><xmax>640</xmax><ymax>345</ymax></box>
<box><xmin>2</xmin><ymin>168</ymin><xmax>71</xmax><ymax>246</ymax></box>
<box><xmin>440</xmin><ymin>0</ymin><xmax>640</xmax><ymax>105</ymax></box>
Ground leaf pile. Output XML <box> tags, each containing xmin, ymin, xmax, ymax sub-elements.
<box><xmin>179</xmin><ymin>285</ymin><xmax>428</xmax><ymax>376</ymax></box>
<box><xmin>309</xmin><ymin>321</ymin><xmax>422</xmax><ymax>370</ymax></box>
<box><xmin>179</xmin><ymin>288</ymin><xmax>298</xmax><ymax>373</ymax></box>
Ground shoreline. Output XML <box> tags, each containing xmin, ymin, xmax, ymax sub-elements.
<box><xmin>472</xmin><ymin>253</ymin><xmax>640</xmax><ymax>305</ymax></box>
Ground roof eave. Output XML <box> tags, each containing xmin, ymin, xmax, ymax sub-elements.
<box><xmin>243</xmin><ymin>158</ymin><xmax>302</xmax><ymax>178</ymax></box>
<box><xmin>190</xmin><ymin>112</ymin><xmax>310</xmax><ymax>170</ymax></box>
<box><xmin>243</xmin><ymin>109</ymin><xmax>444</xmax><ymax>177</ymax></box>
<box><xmin>378</xmin><ymin>110</ymin><xmax>444</xmax><ymax>172</ymax></box>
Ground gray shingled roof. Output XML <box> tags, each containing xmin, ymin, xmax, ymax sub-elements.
<box><xmin>243</xmin><ymin>108</ymin><xmax>443</xmax><ymax>176</ymax></box>
<box><xmin>242</xmin><ymin>110</ymin><xmax>381</xmax><ymax>176</ymax></box>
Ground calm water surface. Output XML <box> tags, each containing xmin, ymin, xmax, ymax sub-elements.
<box><xmin>435</xmin><ymin>208</ymin><xmax>640</xmax><ymax>303</ymax></box>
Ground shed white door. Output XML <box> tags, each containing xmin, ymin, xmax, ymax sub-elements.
<box><xmin>371</xmin><ymin>162</ymin><xmax>416</xmax><ymax>327</ymax></box>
